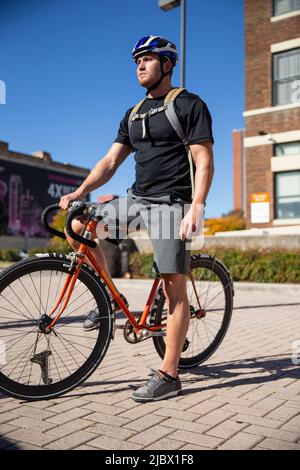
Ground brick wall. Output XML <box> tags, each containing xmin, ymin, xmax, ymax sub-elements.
<box><xmin>244</xmin><ymin>0</ymin><xmax>300</xmax><ymax>228</ymax></box>
<box><xmin>233</xmin><ymin>130</ymin><xmax>244</xmax><ymax>211</ymax></box>
<box><xmin>245</xmin><ymin>108</ymin><xmax>300</xmax><ymax>137</ymax></box>
<box><xmin>245</xmin><ymin>0</ymin><xmax>300</xmax><ymax>111</ymax></box>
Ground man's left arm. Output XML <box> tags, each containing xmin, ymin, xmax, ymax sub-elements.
<box><xmin>179</xmin><ymin>141</ymin><xmax>214</xmax><ymax>241</ymax></box>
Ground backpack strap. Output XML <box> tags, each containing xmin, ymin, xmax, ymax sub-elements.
<box><xmin>164</xmin><ymin>87</ymin><xmax>186</xmax><ymax>104</ymax></box>
<box><xmin>130</xmin><ymin>98</ymin><xmax>147</xmax><ymax>117</ymax></box>
<box><xmin>164</xmin><ymin>88</ymin><xmax>188</xmax><ymax>146</ymax></box>
<box><xmin>128</xmin><ymin>98</ymin><xmax>167</xmax><ymax>139</ymax></box>
<box><xmin>164</xmin><ymin>88</ymin><xmax>195</xmax><ymax>198</ymax></box>
<box><xmin>128</xmin><ymin>98</ymin><xmax>146</xmax><ymax>135</ymax></box>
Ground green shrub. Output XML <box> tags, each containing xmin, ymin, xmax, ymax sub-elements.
<box><xmin>0</xmin><ymin>248</ymin><xmax>21</xmax><ymax>262</ymax></box>
<box><xmin>47</xmin><ymin>238</ymin><xmax>72</xmax><ymax>254</ymax></box>
<box><xmin>28</xmin><ymin>243</ymin><xmax>72</xmax><ymax>257</ymax></box>
<box><xmin>129</xmin><ymin>252</ymin><xmax>154</xmax><ymax>278</ymax></box>
<box><xmin>129</xmin><ymin>249</ymin><xmax>300</xmax><ymax>283</ymax></box>
<box><xmin>28</xmin><ymin>247</ymin><xmax>51</xmax><ymax>257</ymax></box>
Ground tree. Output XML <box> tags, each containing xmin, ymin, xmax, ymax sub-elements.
<box><xmin>205</xmin><ymin>209</ymin><xmax>246</xmax><ymax>236</ymax></box>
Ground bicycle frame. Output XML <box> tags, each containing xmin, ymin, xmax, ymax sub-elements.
<box><xmin>46</xmin><ymin>218</ymin><xmax>166</xmax><ymax>333</ymax></box>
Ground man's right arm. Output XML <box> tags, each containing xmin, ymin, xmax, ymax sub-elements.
<box><xmin>59</xmin><ymin>142</ymin><xmax>132</xmax><ymax>209</ymax></box>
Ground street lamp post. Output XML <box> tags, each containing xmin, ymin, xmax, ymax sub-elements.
<box><xmin>158</xmin><ymin>0</ymin><xmax>186</xmax><ymax>88</ymax></box>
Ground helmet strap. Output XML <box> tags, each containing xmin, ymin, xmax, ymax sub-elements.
<box><xmin>146</xmin><ymin>57</ymin><xmax>171</xmax><ymax>95</ymax></box>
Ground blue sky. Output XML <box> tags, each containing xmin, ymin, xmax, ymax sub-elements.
<box><xmin>0</xmin><ymin>0</ymin><xmax>244</xmax><ymax>218</ymax></box>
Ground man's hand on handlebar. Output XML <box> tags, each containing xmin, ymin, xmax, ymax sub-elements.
<box><xmin>59</xmin><ymin>192</ymin><xmax>82</xmax><ymax>210</ymax></box>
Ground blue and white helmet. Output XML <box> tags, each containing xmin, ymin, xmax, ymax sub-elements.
<box><xmin>132</xmin><ymin>35</ymin><xmax>178</xmax><ymax>66</ymax></box>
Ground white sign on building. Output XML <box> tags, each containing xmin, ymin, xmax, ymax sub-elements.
<box><xmin>251</xmin><ymin>192</ymin><xmax>270</xmax><ymax>223</ymax></box>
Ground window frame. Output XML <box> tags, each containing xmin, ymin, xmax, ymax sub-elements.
<box><xmin>274</xmin><ymin>170</ymin><xmax>300</xmax><ymax>219</ymax></box>
<box><xmin>272</xmin><ymin>48</ymin><xmax>300</xmax><ymax>106</ymax></box>
<box><xmin>274</xmin><ymin>141</ymin><xmax>300</xmax><ymax>156</ymax></box>
<box><xmin>273</xmin><ymin>0</ymin><xmax>300</xmax><ymax>16</ymax></box>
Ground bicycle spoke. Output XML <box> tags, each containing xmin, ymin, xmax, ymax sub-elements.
<box><xmin>10</xmin><ymin>284</ymin><xmax>37</xmax><ymax>323</ymax></box>
<box><xmin>0</xmin><ymin>294</ymin><xmax>37</xmax><ymax>324</ymax></box>
<box><xmin>54</xmin><ymin>331</ymin><xmax>94</xmax><ymax>354</ymax></box>
<box><xmin>53</xmin><ymin>271</ymin><xmax>64</xmax><ymax>310</ymax></box>
<box><xmin>2</xmin><ymin>326</ymin><xmax>38</xmax><ymax>353</ymax></box>
<box><xmin>51</xmin><ymin>345</ymin><xmax>73</xmax><ymax>377</ymax></box>
<box><xmin>29</xmin><ymin>272</ymin><xmax>46</xmax><ymax>316</ymax></box>
<box><xmin>50</xmin><ymin>347</ymin><xmax>63</xmax><ymax>382</ymax></box>
<box><xmin>2</xmin><ymin>332</ymin><xmax>43</xmax><ymax>376</ymax></box>
<box><xmin>54</xmin><ymin>333</ymin><xmax>82</xmax><ymax>370</ymax></box>
<box><xmin>45</xmin><ymin>270</ymin><xmax>53</xmax><ymax>315</ymax></box>
<box><xmin>18</xmin><ymin>278</ymin><xmax>40</xmax><ymax>317</ymax></box>
<box><xmin>51</xmin><ymin>335</ymin><xmax>74</xmax><ymax>376</ymax></box>
<box><xmin>17</xmin><ymin>337</ymin><xmax>40</xmax><ymax>383</ymax></box>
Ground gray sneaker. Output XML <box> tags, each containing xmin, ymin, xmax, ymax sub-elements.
<box><xmin>83</xmin><ymin>294</ymin><xmax>129</xmax><ymax>331</ymax></box>
<box><xmin>83</xmin><ymin>309</ymin><xmax>100</xmax><ymax>331</ymax></box>
<box><xmin>132</xmin><ymin>371</ymin><xmax>182</xmax><ymax>402</ymax></box>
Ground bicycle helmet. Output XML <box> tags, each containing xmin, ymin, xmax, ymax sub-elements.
<box><xmin>132</xmin><ymin>35</ymin><xmax>178</xmax><ymax>93</ymax></box>
<box><xmin>132</xmin><ymin>35</ymin><xmax>178</xmax><ymax>66</ymax></box>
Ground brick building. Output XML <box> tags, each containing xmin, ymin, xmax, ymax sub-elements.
<box><xmin>240</xmin><ymin>0</ymin><xmax>300</xmax><ymax>229</ymax></box>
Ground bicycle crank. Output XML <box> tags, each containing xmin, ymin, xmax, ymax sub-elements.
<box><xmin>123</xmin><ymin>319</ymin><xmax>144</xmax><ymax>344</ymax></box>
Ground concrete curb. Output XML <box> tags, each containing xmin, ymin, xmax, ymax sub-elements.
<box><xmin>0</xmin><ymin>267</ymin><xmax>298</xmax><ymax>296</ymax></box>
<box><xmin>113</xmin><ymin>278</ymin><xmax>299</xmax><ymax>297</ymax></box>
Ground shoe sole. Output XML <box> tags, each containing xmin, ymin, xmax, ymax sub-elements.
<box><xmin>83</xmin><ymin>324</ymin><xmax>100</xmax><ymax>331</ymax></box>
<box><xmin>132</xmin><ymin>388</ymin><xmax>182</xmax><ymax>402</ymax></box>
<box><xmin>83</xmin><ymin>311</ymin><xmax>122</xmax><ymax>331</ymax></box>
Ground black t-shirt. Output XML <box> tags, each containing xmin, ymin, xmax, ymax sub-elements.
<box><xmin>114</xmin><ymin>89</ymin><xmax>214</xmax><ymax>202</ymax></box>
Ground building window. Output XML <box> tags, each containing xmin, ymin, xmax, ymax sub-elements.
<box><xmin>275</xmin><ymin>141</ymin><xmax>300</xmax><ymax>156</ymax></box>
<box><xmin>273</xmin><ymin>0</ymin><xmax>300</xmax><ymax>16</ymax></box>
<box><xmin>273</xmin><ymin>48</ymin><xmax>300</xmax><ymax>105</ymax></box>
<box><xmin>275</xmin><ymin>171</ymin><xmax>300</xmax><ymax>219</ymax></box>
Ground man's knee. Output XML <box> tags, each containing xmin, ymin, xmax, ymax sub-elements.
<box><xmin>161</xmin><ymin>274</ymin><xmax>187</xmax><ymax>303</ymax></box>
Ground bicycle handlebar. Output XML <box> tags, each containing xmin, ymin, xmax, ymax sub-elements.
<box><xmin>65</xmin><ymin>203</ymin><xmax>97</xmax><ymax>249</ymax></box>
<box><xmin>41</xmin><ymin>202</ymin><xmax>97</xmax><ymax>249</ymax></box>
<box><xmin>41</xmin><ymin>204</ymin><xmax>66</xmax><ymax>240</ymax></box>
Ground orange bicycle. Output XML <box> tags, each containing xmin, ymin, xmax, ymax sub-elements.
<box><xmin>0</xmin><ymin>202</ymin><xmax>234</xmax><ymax>401</ymax></box>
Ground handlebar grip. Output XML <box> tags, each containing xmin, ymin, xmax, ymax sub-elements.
<box><xmin>41</xmin><ymin>204</ymin><xmax>66</xmax><ymax>240</ymax></box>
<box><xmin>65</xmin><ymin>204</ymin><xmax>97</xmax><ymax>249</ymax></box>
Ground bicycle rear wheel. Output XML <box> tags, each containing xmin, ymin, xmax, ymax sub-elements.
<box><xmin>0</xmin><ymin>254</ymin><xmax>112</xmax><ymax>400</ymax></box>
<box><xmin>152</xmin><ymin>254</ymin><xmax>234</xmax><ymax>368</ymax></box>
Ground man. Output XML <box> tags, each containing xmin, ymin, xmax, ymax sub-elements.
<box><xmin>59</xmin><ymin>35</ymin><xmax>214</xmax><ymax>402</ymax></box>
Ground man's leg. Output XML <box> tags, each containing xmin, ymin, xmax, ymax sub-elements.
<box><xmin>131</xmin><ymin>273</ymin><xmax>189</xmax><ymax>402</ymax></box>
<box><xmin>64</xmin><ymin>218</ymin><xmax>113</xmax><ymax>282</ymax></box>
<box><xmin>159</xmin><ymin>273</ymin><xmax>190</xmax><ymax>378</ymax></box>
<box><xmin>131</xmin><ymin>199</ymin><xmax>191</xmax><ymax>401</ymax></box>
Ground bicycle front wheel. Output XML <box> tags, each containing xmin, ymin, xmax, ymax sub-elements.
<box><xmin>0</xmin><ymin>254</ymin><xmax>112</xmax><ymax>401</ymax></box>
<box><xmin>152</xmin><ymin>254</ymin><xmax>234</xmax><ymax>368</ymax></box>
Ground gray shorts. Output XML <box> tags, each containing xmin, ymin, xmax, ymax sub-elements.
<box><xmin>95</xmin><ymin>188</ymin><xmax>191</xmax><ymax>275</ymax></box>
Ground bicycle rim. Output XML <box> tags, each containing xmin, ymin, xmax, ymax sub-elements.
<box><xmin>0</xmin><ymin>255</ymin><xmax>112</xmax><ymax>400</ymax></box>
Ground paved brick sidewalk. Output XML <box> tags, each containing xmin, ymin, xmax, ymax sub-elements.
<box><xmin>0</xmin><ymin>281</ymin><xmax>300</xmax><ymax>450</ymax></box>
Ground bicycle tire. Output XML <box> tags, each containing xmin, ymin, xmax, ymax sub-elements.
<box><xmin>152</xmin><ymin>254</ymin><xmax>234</xmax><ymax>368</ymax></box>
<box><xmin>0</xmin><ymin>254</ymin><xmax>112</xmax><ymax>401</ymax></box>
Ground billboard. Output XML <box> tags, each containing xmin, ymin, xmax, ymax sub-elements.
<box><xmin>0</xmin><ymin>159</ymin><xmax>88</xmax><ymax>237</ymax></box>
